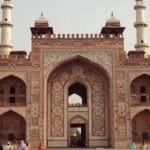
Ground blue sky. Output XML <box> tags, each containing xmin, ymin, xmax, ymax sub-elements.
<box><xmin>1</xmin><ymin>0</ymin><xmax>150</xmax><ymax>53</ymax></box>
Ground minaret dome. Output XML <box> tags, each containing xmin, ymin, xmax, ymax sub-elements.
<box><xmin>31</xmin><ymin>13</ymin><xmax>54</xmax><ymax>38</ymax></box>
<box><xmin>35</xmin><ymin>13</ymin><xmax>49</xmax><ymax>28</ymax></box>
<box><xmin>105</xmin><ymin>12</ymin><xmax>120</xmax><ymax>27</ymax></box>
<box><xmin>100</xmin><ymin>13</ymin><xmax>125</xmax><ymax>38</ymax></box>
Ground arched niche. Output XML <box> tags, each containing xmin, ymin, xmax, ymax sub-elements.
<box><xmin>130</xmin><ymin>74</ymin><xmax>150</xmax><ymax>106</ymax></box>
<box><xmin>0</xmin><ymin>75</ymin><xmax>26</xmax><ymax>106</ymax></box>
<box><xmin>0</xmin><ymin>110</ymin><xmax>26</xmax><ymax>142</ymax></box>
<box><xmin>68</xmin><ymin>82</ymin><xmax>87</xmax><ymax>106</ymax></box>
<box><xmin>132</xmin><ymin>109</ymin><xmax>150</xmax><ymax>143</ymax></box>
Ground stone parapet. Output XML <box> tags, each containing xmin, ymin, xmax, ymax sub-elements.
<box><xmin>32</xmin><ymin>33</ymin><xmax>124</xmax><ymax>39</ymax></box>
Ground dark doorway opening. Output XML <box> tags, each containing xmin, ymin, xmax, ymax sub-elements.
<box><xmin>70</xmin><ymin>123</ymin><xmax>86</xmax><ymax>147</ymax></box>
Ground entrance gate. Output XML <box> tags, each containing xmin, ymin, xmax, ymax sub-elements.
<box><xmin>70</xmin><ymin>123</ymin><xmax>86</xmax><ymax>147</ymax></box>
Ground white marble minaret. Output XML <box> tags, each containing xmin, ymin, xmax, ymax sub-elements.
<box><xmin>134</xmin><ymin>0</ymin><xmax>149</xmax><ymax>56</ymax></box>
<box><xmin>0</xmin><ymin>0</ymin><xmax>13</xmax><ymax>55</ymax></box>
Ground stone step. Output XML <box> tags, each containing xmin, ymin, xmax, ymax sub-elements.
<box><xmin>46</xmin><ymin>144</ymin><xmax>150</xmax><ymax>150</ymax></box>
<box><xmin>46</xmin><ymin>148</ymin><xmax>96</xmax><ymax>150</ymax></box>
<box><xmin>46</xmin><ymin>148</ymin><xmax>130</xmax><ymax>150</ymax></box>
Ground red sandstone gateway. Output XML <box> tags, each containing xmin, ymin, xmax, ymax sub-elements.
<box><xmin>0</xmin><ymin>0</ymin><xmax>150</xmax><ymax>149</ymax></box>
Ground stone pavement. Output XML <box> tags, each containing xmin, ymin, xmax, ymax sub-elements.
<box><xmin>2</xmin><ymin>143</ymin><xmax>150</xmax><ymax>150</ymax></box>
<box><xmin>46</xmin><ymin>148</ymin><xmax>130</xmax><ymax>150</ymax></box>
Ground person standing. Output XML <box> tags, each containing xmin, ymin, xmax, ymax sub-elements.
<box><xmin>18</xmin><ymin>140</ymin><xmax>27</xmax><ymax>150</ymax></box>
<box><xmin>130</xmin><ymin>142</ymin><xmax>136</xmax><ymax>150</ymax></box>
<box><xmin>25</xmin><ymin>142</ymin><xmax>30</xmax><ymax>150</ymax></box>
<box><xmin>0</xmin><ymin>143</ymin><xmax>3</xmax><ymax>150</ymax></box>
<box><xmin>7</xmin><ymin>141</ymin><xmax>13</xmax><ymax>150</ymax></box>
<box><xmin>140</xmin><ymin>143</ymin><xmax>147</xmax><ymax>150</ymax></box>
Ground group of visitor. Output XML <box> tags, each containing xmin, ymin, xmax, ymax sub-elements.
<box><xmin>130</xmin><ymin>142</ymin><xmax>147</xmax><ymax>150</ymax></box>
<box><xmin>0</xmin><ymin>140</ymin><xmax>30</xmax><ymax>150</ymax></box>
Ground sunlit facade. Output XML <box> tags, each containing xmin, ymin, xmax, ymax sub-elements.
<box><xmin>0</xmin><ymin>0</ymin><xmax>150</xmax><ymax>150</ymax></box>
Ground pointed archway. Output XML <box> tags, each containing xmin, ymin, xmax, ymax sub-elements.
<box><xmin>68</xmin><ymin>82</ymin><xmax>87</xmax><ymax>106</ymax></box>
<box><xmin>130</xmin><ymin>74</ymin><xmax>150</xmax><ymax>106</ymax></box>
<box><xmin>0</xmin><ymin>75</ymin><xmax>26</xmax><ymax>106</ymax></box>
<box><xmin>132</xmin><ymin>109</ymin><xmax>150</xmax><ymax>143</ymax></box>
<box><xmin>0</xmin><ymin>111</ymin><xmax>26</xmax><ymax>143</ymax></box>
<box><xmin>47</xmin><ymin>56</ymin><xmax>111</xmax><ymax>148</ymax></box>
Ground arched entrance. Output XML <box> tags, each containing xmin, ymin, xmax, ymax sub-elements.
<box><xmin>47</xmin><ymin>56</ymin><xmax>110</xmax><ymax>148</ymax></box>
<box><xmin>69</xmin><ymin>116</ymin><xmax>87</xmax><ymax>147</ymax></box>
<box><xmin>0</xmin><ymin>111</ymin><xmax>26</xmax><ymax>143</ymax></box>
<box><xmin>132</xmin><ymin>109</ymin><xmax>150</xmax><ymax>143</ymax></box>
<box><xmin>0</xmin><ymin>75</ymin><xmax>26</xmax><ymax>106</ymax></box>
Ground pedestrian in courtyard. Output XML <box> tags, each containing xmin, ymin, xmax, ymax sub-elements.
<box><xmin>143</xmin><ymin>144</ymin><xmax>147</xmax><ymax>150</ymax></box>
<box><xmin>25</xmin><ymin>141</ymin><xmax>30</xmax><ymax>150</ymax></box>
<box><xmin>7</xmin><ymin>141</ymin><xmax>13</xmax><ymax>150</ymax></box>
<box><xmin>140</xmin><ymin>143</ymin><xmax>147</xmax><ymax>150</ymax></box>
<box><xmin>18</xmin><ymin>140</ymin><xmax>27</xmax><ymax>150</ymax></box>
<box><xmin>130</xmin><ymin>142</ymin><xmax>136</xmax><ymax>150</ymax></box>
<box><xmin>0</xmin><ymin>142</ymin><xmax>3</xmax><ymax>150</ymax></box>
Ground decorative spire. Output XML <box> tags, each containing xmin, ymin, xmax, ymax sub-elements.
<box><xmin>31</xmin><ymin>13</ymin><xmax>54</xmax><ymax>41</ymax></box>
<box><xmin>0</xmin><ymin>0</ymin><xmax>13</xmax><ymax>55</ymax></box>
<box><xmin>100</xmin><ymin>13</ymin><xmax>125</xmax><ymax>37</ymax></box>
<box><xmin>111</xmin><ymin>12</ymin><xmax>113</xmax><ymax>17</ymax></box>
<box><xmin>134</xmin><ymin>0</ymin><xmax>149</xmax><ymax>57</ymax></box>
<box><xmin>41</xmin><ymin>12</ymin><xmax>43</xmax><ymax>17</ymax></box>
<box><xmin>34</xmin><ymin>13</ymin><xmax>49</xmax><ymax>27</ymax></box>
<box><xmin>105</xmin><ymin>13</ymin><xmax>120</xmax><ymax>27</ymax></box>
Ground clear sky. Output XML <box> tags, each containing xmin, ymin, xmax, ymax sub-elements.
<box><xmin>1</xmin><ymin>0</ymin><xmax>150</xmax><ymax>53</ymax></box>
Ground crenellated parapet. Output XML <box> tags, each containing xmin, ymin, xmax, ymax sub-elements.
<box><xmin>32</xmin><ymin>33</ymin><xmax>124</xmax><ymax>39</ymax></box>
<box><xmin>0</xmin><ymin>51</ymin><xmax>33</xmax><ymax>67</ymax></box>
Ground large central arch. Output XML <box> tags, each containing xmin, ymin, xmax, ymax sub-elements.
<box><xmin>46</xmin><ymin>55</ymin><xmax>111</xmax><ymax>148</ymax></box>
